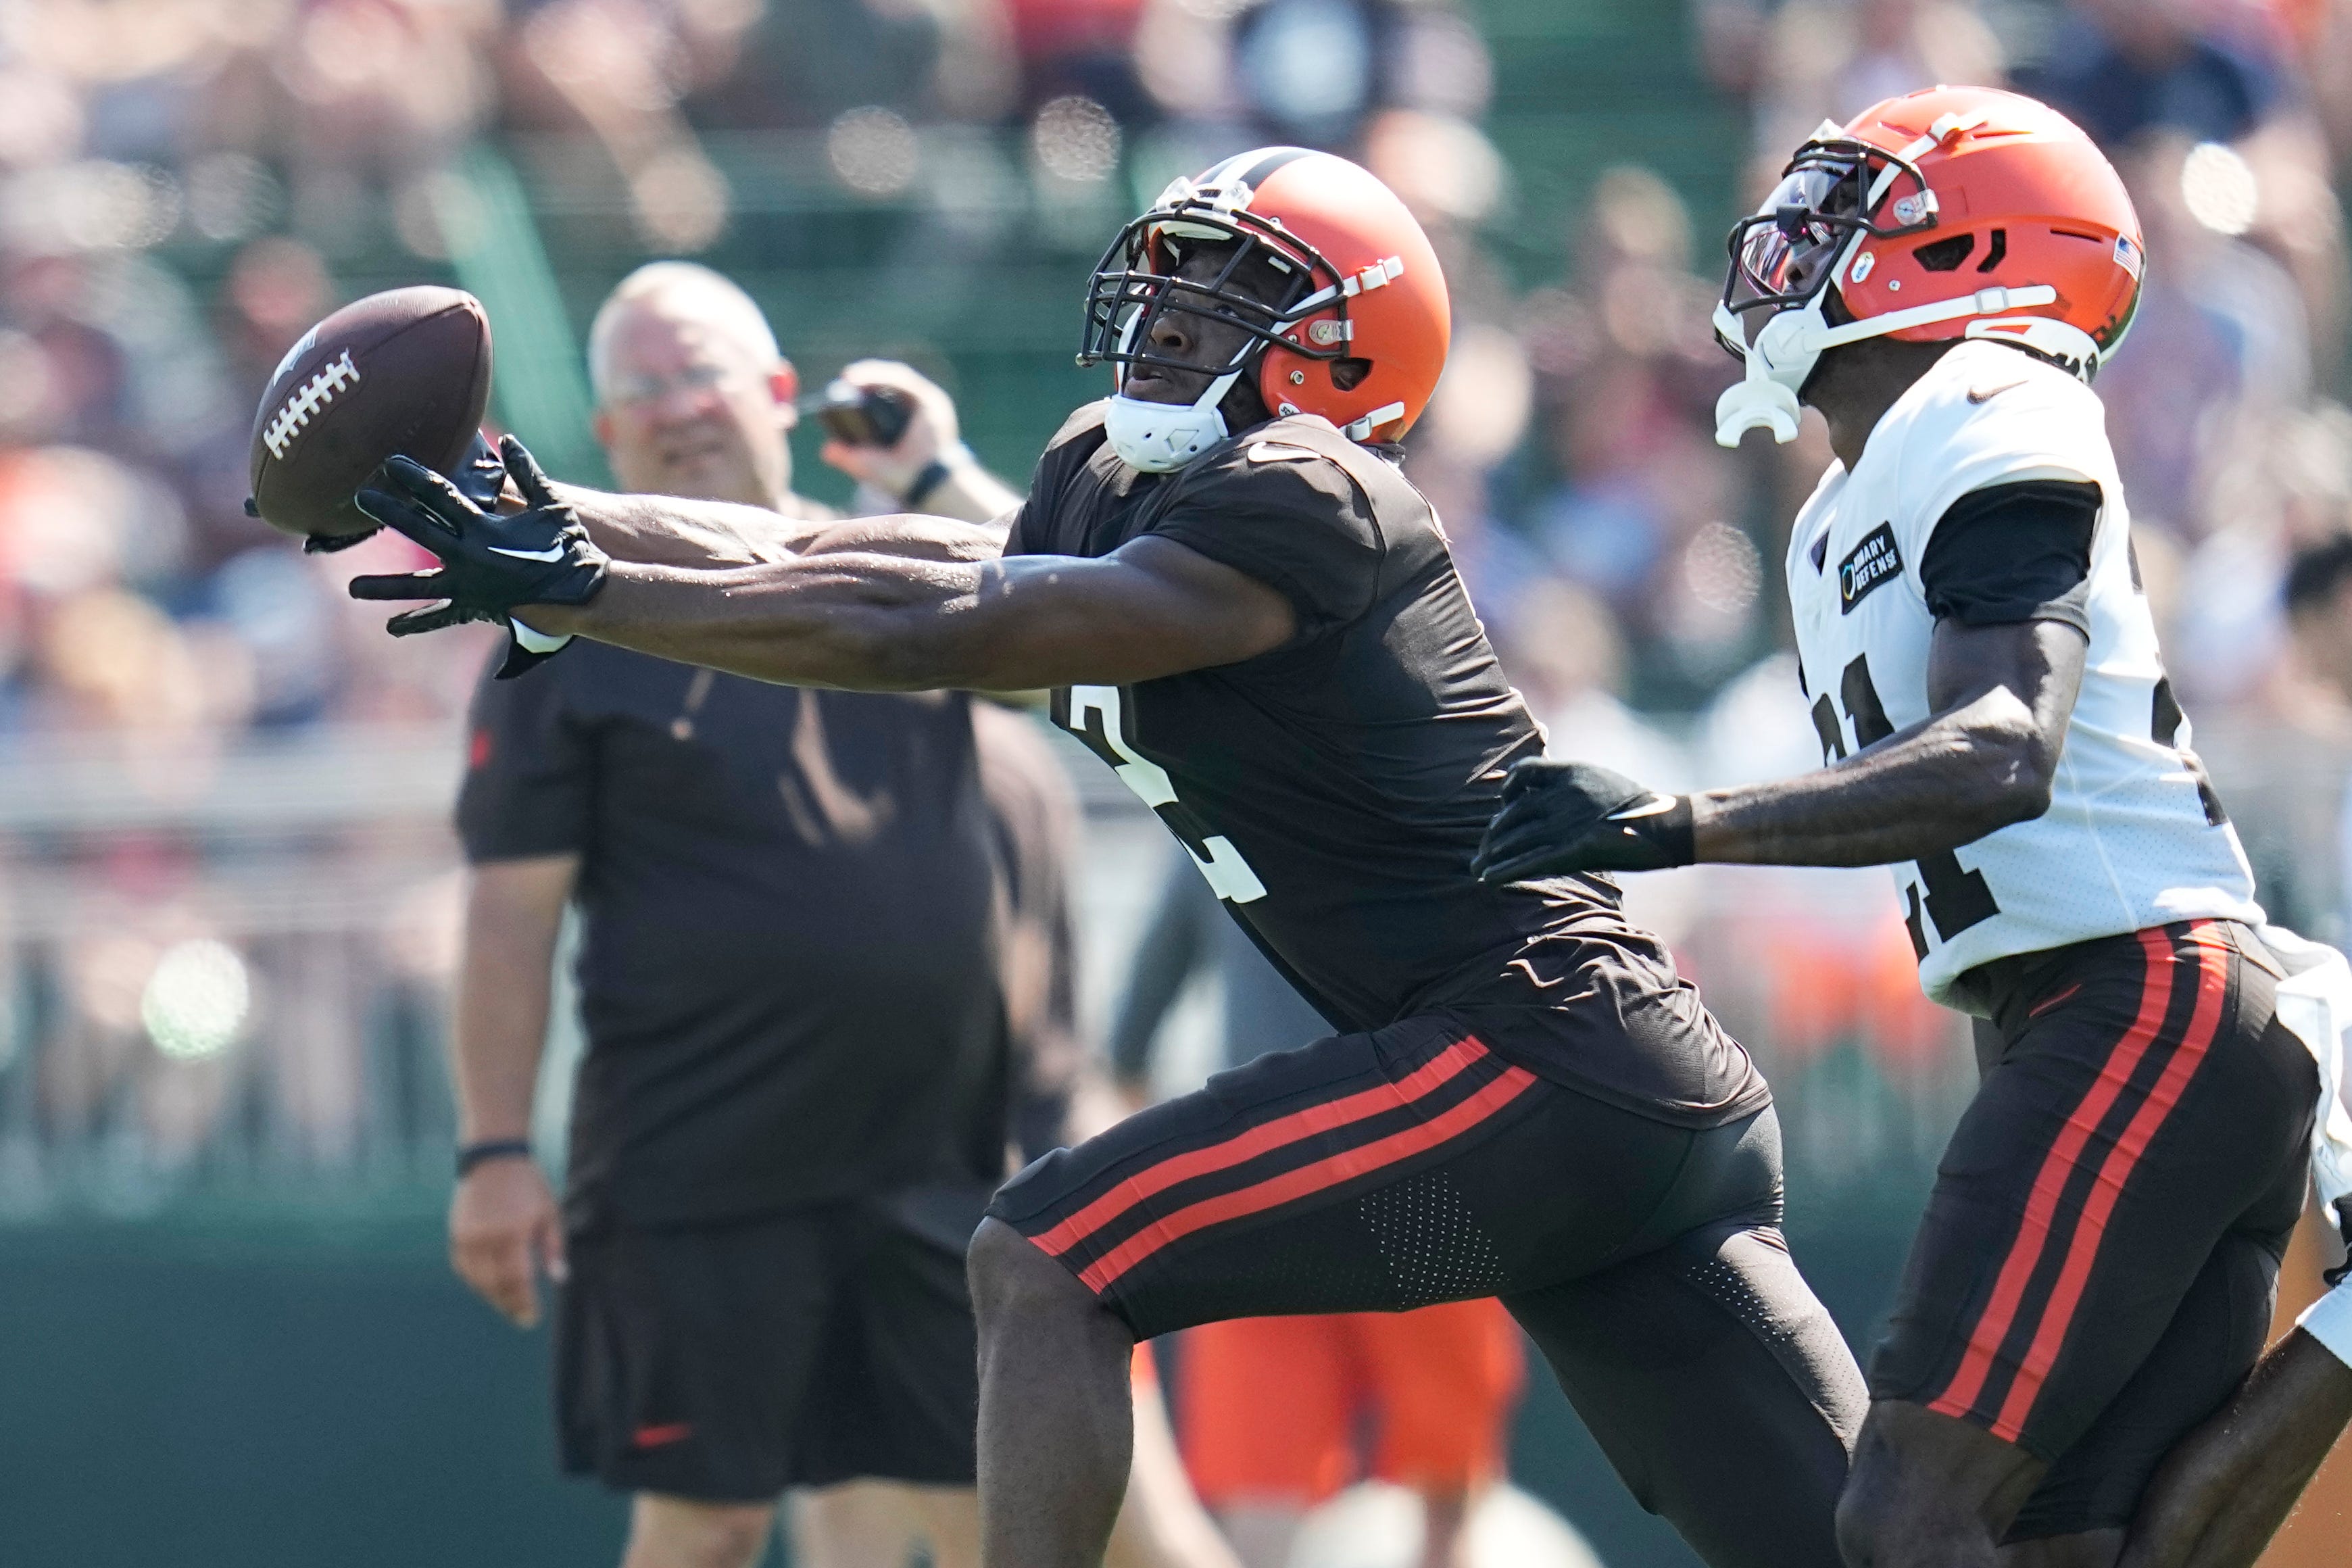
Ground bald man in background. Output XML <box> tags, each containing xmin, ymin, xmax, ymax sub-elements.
<box><xmin>442</xmin><ymin>262</ymin><xmax>1237</xmax><ymax>1568</ymax></box>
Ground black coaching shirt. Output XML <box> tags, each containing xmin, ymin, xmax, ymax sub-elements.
<box><xmin>457</xmin><ymin>643</ymin><xmax>1008</xmax><ymax>1229</ymax></box>
<box><xmin>1007</xmin><ymin>405</ymin><xmax>1767</xmax><ymax>1126</ymax></box>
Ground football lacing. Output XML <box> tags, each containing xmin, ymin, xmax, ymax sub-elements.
<box><xmin>264</xmin><ymin>350</ymin><xmax>362</xmax><ymax>460</ymax></box>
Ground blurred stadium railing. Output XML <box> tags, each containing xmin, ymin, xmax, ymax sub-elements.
<box><xmin>0</xmin><ymin>722</ymin><xmax>464</xmax><ymax>1217</ymax></box>
<box><xmin>0</xmin><ymin>711</ymin><xmax>1976</xmax><ymax>1244</ymax></box>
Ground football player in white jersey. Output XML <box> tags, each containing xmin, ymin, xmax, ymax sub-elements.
<box><xmin>1479</xmin><ymin>85</ymin><xmax>2352</xmax><ymax>1568</ymax></box>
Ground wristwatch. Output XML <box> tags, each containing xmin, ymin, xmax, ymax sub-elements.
<box><xmin>455</xmin><ymin>1137</ymin><xmax>534</xmax><ymax>1179</ymax></box>
<box><xmin>902</xmin><ymin>443</ymin><xmax>975</xmax><ymax>511</ymax></box>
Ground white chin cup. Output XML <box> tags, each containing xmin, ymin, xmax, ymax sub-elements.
<box><xmin>1103</xmin><ymin>369</ymin><xmax>1242</xmax><ymax>472</ymax></box>
<box><xmin>1714</xmin><ymin>375</ymin><xmax>1804</xmax><ymax>447</ymax></box>
<box><xmin>1713</xmin><ymin>300</ymin><xmax>1824</xmax><ymax>447</ymax></box>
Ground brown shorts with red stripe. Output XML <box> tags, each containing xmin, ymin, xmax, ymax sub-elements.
<box><xmin>1873</xmin><ymin>919</ymin><xmax>2319</xmax><ymax>1540</ymax></box>
<box><xmin>989</xmin><ymin>1010</ymin><xmax>1874</xmax><ymax>1568</ymax></box>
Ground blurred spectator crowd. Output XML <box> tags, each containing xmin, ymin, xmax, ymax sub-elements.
<box><xmin>1</xmin><ymin>0</ymin><xmax>2349</xmax><ymax>1208</ymax></box>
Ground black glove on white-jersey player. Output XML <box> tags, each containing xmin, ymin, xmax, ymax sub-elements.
<box><xmin>1472</xmin><ymin>758</ymin><xmax>1695</xmax><ymax>884</ymax></box>
<box><xmin>349</xmin><ymin>435</ymin><xmax>606</xmax><ymax>678</ymax></box>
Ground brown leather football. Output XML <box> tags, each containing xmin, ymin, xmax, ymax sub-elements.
<box><xmin>247</xmin><ymin>285</ymin><xmax>493</xmax><ymax>541</ymax></box>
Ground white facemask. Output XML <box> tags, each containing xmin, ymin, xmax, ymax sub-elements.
<box><xmin>1103</xmin><ymin>370</ymin><xmax>1242</xmax><ymax>472</ymax></box>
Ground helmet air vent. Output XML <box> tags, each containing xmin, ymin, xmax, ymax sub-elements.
<box><xmin>1913</xmin><ymin>235</ymin><xmax>1976</xmax><ymax>272</ymax></box>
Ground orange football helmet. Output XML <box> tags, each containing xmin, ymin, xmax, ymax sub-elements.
<box><xmin>1714</xmin><ymin>84</ymin><xmax>2144</xmax><ymax>446</ymax></box>
<box><xmin>1081</xmin><ymin>148</ymin><xmax>1450</xmax><ymax>471</ymax></box>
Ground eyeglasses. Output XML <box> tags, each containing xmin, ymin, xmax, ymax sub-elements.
<box><xmin>603</xmin><ymin>362</ymin><xmax>753</xmax><ymax>410</ymax></box>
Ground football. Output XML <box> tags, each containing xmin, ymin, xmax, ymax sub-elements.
<box><xmin>247</xmin><ymin>285</ymin><xmax>493</xmax><ymax>541</ymax></box>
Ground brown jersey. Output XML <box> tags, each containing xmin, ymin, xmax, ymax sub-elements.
<box><xmin>1006</xmin><ymin>404</ymin><xmax>1767</xmax><ymax>1126</ymax></box>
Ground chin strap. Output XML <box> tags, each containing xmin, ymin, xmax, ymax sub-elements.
<box><xmin>1713</xmin><ymin>284</ymin><xmax>2073</xmax><ymax>448</ymax></box>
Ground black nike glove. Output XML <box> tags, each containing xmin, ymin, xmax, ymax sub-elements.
<box><xmin>255</xmin><ymin>431</ymin><xmax>518</xmax><ymax>554</ymax></box>
<box><xmin>441</xmin><ymin>435</ymin><xmax>581</xmax><ymax>677</ymax></box>
<box><xmin>242</xmin><ymin>493</ymin><xmax>381</xmax><ymax>554</ymax></box>
<box><xmin>1471</xmin><ymin>758</ymin><xmax>1695</xmax><ymax>885</ymax></box>
<box><xmin>349</xmin><ymin>435</ymin><xmax>606</xmax><ymax>677</ymax></box>
<box><xmin>298</xmin><ymin>510</ymin><xmax>381</xmax><ymax>553</ymax></box>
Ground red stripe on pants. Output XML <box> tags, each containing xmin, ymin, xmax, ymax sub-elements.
<box><xmin>1031</xmin><ymin>1037</ymin><xmax>1494</xmax><ymax>1259</ymax></box>
<box><xmin>1988</xmin><ymin>929</ymin><xmax>2226</xmax><ymax>1442</ymax></box>
<box><xmin>1928</xmin><ymin>926</ymin><xmax>2180</xmax><ymax>1426</ymax></box>
<box><xmin>1077</xmin><ymin>1064</ymin><xmax>1540</xmax><ymax>1294</ymax></box>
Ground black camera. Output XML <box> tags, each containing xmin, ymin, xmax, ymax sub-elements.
<box><xmin>812</xmin><ymin>381</ymin><xmax>914</xmax><ymax>448</ymax></box>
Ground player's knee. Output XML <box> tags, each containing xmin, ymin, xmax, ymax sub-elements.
<box><xmin>626</xmin><ymin>1496</ymin><xmax>775</xmax><ymax>1568</ymax></box>
<box><xmin>1833</xmin><ymin>1468</ymin><xmax>1974</xmax><ymax>1568</ymax></box>
<box><xmin>1834</xmin><ymin>1475</ymin><xmax>1892</xmax><ymax>1568</ymax></box>
<box><xmin>966</xmin><ymin>1216</ymin><xmax>1089</xmax><ymax>1333</ymax></box>
<box><xmin>1836</xmin><ymin>1402</ymin><xmax>2029</xmax><ymax>1567</ymax></box>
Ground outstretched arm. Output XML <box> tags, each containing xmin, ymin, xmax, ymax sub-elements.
<box><xmin>1477</xmin><ymin>616</ymin><xmax>2086</xmax><ymax>883</ymax></box>
<box><xmin>525</xmin><ymin>532</ymin><xmax>1291</xmax><ymax>692</ymax></box>
<box><xmin>1480</xmin><ymin>474</ymin><xmax>2107</xmax><ymax>883</ymax></box>
<box><xmin>347</xmin><ymin>455</ymin><xmax>1296</xmax><ymax>692</ymax></box>
<box><xmin>561</xmin><ymin>486</ymin><xmax>829</xmax><ymax>567</ymax></box>
<box><xmin>793</xmin><ymin>510</ymin><xmax>1012</xmax><ymax>564</ymax></box>
<box><xmin>1692</xmin><ymin>616</ymin><xmax>2086</xmax><ymax>866</ymax></box>
<box><xmin>562</xmin><ymin>486</ymin><xmax>1009</xmax><ymax>568</ymax></box>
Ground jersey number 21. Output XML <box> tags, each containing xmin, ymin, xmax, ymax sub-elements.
<box><xmin>1809</xmin><ymin>654</ymin><xmax>2000</xmax><ymax>959</ymax></box>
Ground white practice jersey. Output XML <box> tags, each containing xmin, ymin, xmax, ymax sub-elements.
<box><xmin>1784</xmin><ymin>339</ymin><xmax>2260</xmax><ymax>1006</ymax></box>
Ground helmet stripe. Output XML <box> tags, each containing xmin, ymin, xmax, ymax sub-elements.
<box><xmin>1233</xmin><ymin>147</ymin><xmax>1315</xmax><ymax>191</ymax></box>
<box><xmin>1194</xmin><ymin>147</ymin><xmax>1317</xmax><ymax>205</ymax></box>
<box><xmin>1194</xmin><ymin>152</ymin><xmax>1254</xmax><ymax>190</ymax></box>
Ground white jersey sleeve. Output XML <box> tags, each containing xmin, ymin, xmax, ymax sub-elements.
<box><xmin>1886</xmin><ymin>350</ymin><xmax>2109</xmax><ymax>568</ymax></box>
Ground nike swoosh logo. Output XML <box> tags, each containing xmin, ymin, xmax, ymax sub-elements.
<box><xmin>1246</xmin><ymin>441</ymin><xmax>1319</xmax><ymax>464</ymax></box>
<box><xmin>1607</xmin><ymin>793</ymin><xmax>1679</xmax><ymax>821</ymax></box>
<box><xmin>1967</xmin><ymin>379</ymin><xmax>2028</xmax><ymax>404</ymax></box>
<box><xmin>489</xmin><ymin>543</ymin><xmax>568</xmax><ymax>562</ymax></box>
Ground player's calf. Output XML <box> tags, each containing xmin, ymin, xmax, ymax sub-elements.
<box><xmin>968</xmin><ymin>1217</ymin><xmax>1137</xmax><ymax>1568</ymax></box>
<box><xmin>1836</xmin><ymin>1400</ymin><xmax>2047</xmax><ymax>1568</ymax></box>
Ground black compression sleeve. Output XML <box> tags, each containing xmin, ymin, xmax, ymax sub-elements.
<box><xmin>1919</xmin><ymin>479</ymin><xmax>2101</xmax><ymax>633</ymax></box>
